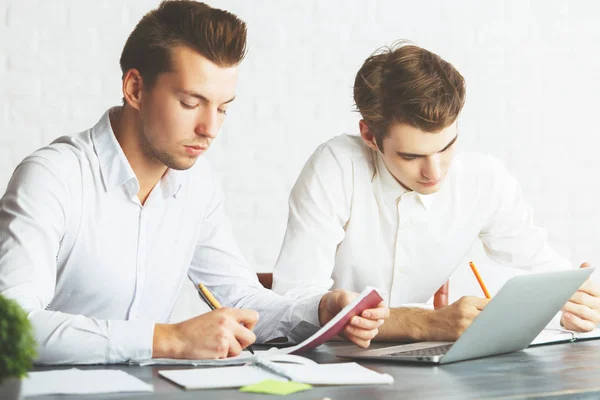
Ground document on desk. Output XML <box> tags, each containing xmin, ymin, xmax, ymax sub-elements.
<box><xmin>530</xmin><ymin>314</ymin><xmax>600</xmax><ymax>346</ymax></box>
<box><xmin>22</xmin><ymin>368</ymin><xmax>153</xmax><ymax>397</ymax></box>
<box><xmin>531</xmin><ymin>327</ymin><xmax>600</xmax><ymax>346</ymax></box>
<box><xmin>139</xmin><ymin>286</ymin><xmax>383</xmax><ymax>366</ymax></box>
<box><xmin>159</xmin><ymin>362</ymin><xmax>393</xmax><ymax>389</ymax></box>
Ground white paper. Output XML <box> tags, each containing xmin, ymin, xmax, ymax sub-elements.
<box><xmin>22</xmin><ymin>368</ymin><xmax>153</xmax><ymax>397</ymax></box>
<box><xmin>158</xmin><ymin>362</ymin><xmax>393</xmax><ymax>389</ymax></box>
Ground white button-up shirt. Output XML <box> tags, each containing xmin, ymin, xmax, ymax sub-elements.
<box><xmin>273</xmin><ymin>135</ymin><xmax>570</xmax><ymax>306</ymax></box>
<box><xmin>0</xmin><ymin>108</ymin><xmax>320</xmax><ymax>364</ymax></box>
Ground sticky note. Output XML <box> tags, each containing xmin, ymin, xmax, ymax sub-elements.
<box><xmin>239</xmin><ymin>379</ymin><xmax>312</xmax><ymax>395</ymax></box>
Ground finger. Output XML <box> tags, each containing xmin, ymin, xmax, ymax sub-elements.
<box><xmin>576</xmin><ymin>280</ymin><xmax>600</xmax><ymax>298</ymax></box>
<box><xmin>562</xmin><ymin>311</ymin><xmax>597</xmax><ymax>332</ymax></box>
<box><xmin>470</xmin><ymin>297</ymin><xmax>491</xmax><ymax>311</ymax></box>
<box><xmin>231</xmin><ymin>322</ymin><xmax>257</xmax><ymax>351</ymax></box>
<box><xmin>344</xmin><ymin>327</ymin><xmax>373</xmax><ymax>348</ymax></box>
<box><xmin>231</xmin><ymin>308</ymin><xmax>260</xmax><ymax>330</ymax></box>
<box><xmin>350</xmin><ymin>315</ymin><xmax>383</xmax><ymax>330</ymax></box>
<box><xmin>345</xmin><ymin>324</ymin><xmax>379</xmax><ymax>341</ymax></box>
<box><xmin>568</xmin><ymin>291</ymin><xmax>600</xmax><ymax>311</ymax></box>
<box><xmin>362</xmin><ymin>304</ymin><xmax>390</xmax><ymax>320</ymax></box>
<box><xmin>562</xmin><ymin>301</ymin><xmax>600</xmax><ymax>326</ymax></box>
<box><xmin>580</xmin><ymin>262</ymin><xmax>591</xmax><ymax>269</ymax></box>
<box><xmin>226</xmin><ymin>331</ymin><xmax>243</xmax><ymax>358</ymax></box>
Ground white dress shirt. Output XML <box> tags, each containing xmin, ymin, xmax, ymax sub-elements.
<box><xmin>273</xmin><ymin>135</ymin><xmax>570</xmax><ymax>306</ymax></box>
<box><xmin>0</xmin><ymin>108</ymin><xmax>321</xmax><ymax>364</ymax></box>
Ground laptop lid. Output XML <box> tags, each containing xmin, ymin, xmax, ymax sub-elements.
<box><xmin>337</xmin><ymin>268</ymin><xmax>593</xmax><ymax>364</ymax></box>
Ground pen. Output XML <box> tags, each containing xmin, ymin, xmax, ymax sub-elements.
<box><xmin>198</xmin><ymin>283</ymin><xmax>255</xmax><ymax>355</ymax></box>
<box><xmin>469</xmin><ymin>261</ymin><xmax>491</xmax><ymax>299</ymax></box>
<box><xmin>251</xmin><ymin>359</ymin><xmax>294</xmax><ymax>381</ymax></box>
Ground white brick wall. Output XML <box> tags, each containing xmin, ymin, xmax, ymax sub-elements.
<box><xmin>2</xmin><ymin>1</ymin><xmax>600</xmax><ymax>317</ymax></box>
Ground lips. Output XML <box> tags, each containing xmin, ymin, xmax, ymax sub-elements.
<box><xmin>186</xmin><ymin>145</ymin><xmax>206</xmax><ymax>151</ymax></box>
<box><xmin>184</xmin><ymin>145</ymin><xmax>207</xmax><ymax>156</ymax></box>
<box><xmin>420</xmin><ymin>180</ymin><xmax>440</xmax><ymax>187</ymax></box>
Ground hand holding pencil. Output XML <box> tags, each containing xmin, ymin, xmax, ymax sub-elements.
<box><xmin>418</xmin><ymin>261</ymin><xmax>491</xmax><ymax>341</ymax></box>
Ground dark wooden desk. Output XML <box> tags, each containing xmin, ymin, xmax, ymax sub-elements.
<box><xmin>33</xmin><ymin>340</ymin><xmax>600</xmax><ymax>399</ymax></box>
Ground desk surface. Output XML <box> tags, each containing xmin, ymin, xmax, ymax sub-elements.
<box><xmin>33</xmin><ymin>340</ymin><xmax>600</xmax><ymax>400</ymax></box>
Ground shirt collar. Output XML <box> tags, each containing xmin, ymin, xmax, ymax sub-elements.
<box><xmin>373</xmin><ymin>150</ymin><xmax>437</xmax><ymax>210</ymax></box>
<box><xmin>91</xmin><ymin>107</ymin><xmax>183</xmax><ymax>199</ymax></box>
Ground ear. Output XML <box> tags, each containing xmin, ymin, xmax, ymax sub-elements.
<box><xmin>122</xmin><ymin>69</ymin><xmax>144</xmax><ymax>111</ymax></box>
<box><xmin>359</xmin><ymin>120</ymin><xmax>379</xmax><ymax>152</ymax></box>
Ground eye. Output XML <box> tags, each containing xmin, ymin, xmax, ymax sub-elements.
<box><xmin>217</xmin><ymin>108</ymin><xmax>227</xmax><ymax>115</ymax></box>
<box><xmin>180</xmin><ymin>101</ymin><xmax>197</xmax><ymax>110</ymax></box>
<box><xmin>401</xmin><ymin>156</ymin><xmax>417</xmax><ymax>161</ymax></box>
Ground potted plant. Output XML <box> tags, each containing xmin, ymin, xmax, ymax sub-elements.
<box><xmin>0</xmin><ymin>295</ymin><xmax>37</xmax><ymax>400</ymax></box>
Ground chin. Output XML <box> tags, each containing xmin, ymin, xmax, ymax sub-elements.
<box><xmin>166</xmin><ymin>157</ymin><xmax>199</xmax><ymax>171</ymax></box>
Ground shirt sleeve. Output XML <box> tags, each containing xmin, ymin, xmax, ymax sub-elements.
<box><xmin>478</xmin><ymin>156</ymin><xmax>572</xmax><ymax>272</ymax></box>
<box><xmin>187</xmin><ymin>170</ymin><xmax>322</xmax><ymax>344</ymax></box>
<box><xmin>0</xmin><ymin>157</ymin><xmax>154</xmax><ymax>364</ymax></box>
<box><xmin>272</xmin><ymin>143</ymin><xmax>352</xmax><ymax>299</ymax></box>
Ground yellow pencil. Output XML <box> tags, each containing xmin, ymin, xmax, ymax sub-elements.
<box><xmin>469</xmin><ymin>261</ymin><xmax>491</xmax><ymax>299</ymax></box>
<box><xmin>197</xmin><ymin>283</ymin><xmax>255</xmax><ymax>355</ymax></box>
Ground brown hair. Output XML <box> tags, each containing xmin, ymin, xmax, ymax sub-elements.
<box><xmin>120</xmin><ymin>0</ymin><xmax>247</xmax><ymax>88</ymax></box>
<box><xmin>353</xmin><ymin>41</ymin><xmax>466</xmax><ymax>149</ymax></box>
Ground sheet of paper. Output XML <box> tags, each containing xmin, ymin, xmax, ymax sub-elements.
<box><xmin>22</xmin><ymin>368</ymin><xmax>153</xmax><ymax>397</ymax></box>
<box><xmin>275</xmin><ymin>362</ymin><xmax>394</xmax><ymax>385</ymax></box>
<box><xmin>159</xmin><ymin>362</ymin><xmax>393</xmax><ymax>389</ymax></box>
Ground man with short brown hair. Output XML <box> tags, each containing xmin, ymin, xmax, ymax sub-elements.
<box><xmin>273</xmin><ymin>41</ymin><xmax>600</xmax><ymax>341</ymax></box>
<box><xmin>0</xmin><ymin>0</ymin><xmax>388</xmax><ymax>364</ymax></box>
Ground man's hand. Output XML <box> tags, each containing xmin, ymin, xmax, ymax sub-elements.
<box><xmin>152</xmin><ymin>308</ymin><xmax>258</xmax><ymax>359</ymax></box>
<box><xmin>318</xmin><ymin>289</ymin><xmax>390</xmax><ymax>348</ymax></box>
<box><xmin>423</xmin><ymin>296</ymin><xmax>490</xmax><ymax>341</ymax></box>
<box><xmin>561</xmin><ymin>262</ymin><xmax>600</xmax><ymax>332</ymax></box>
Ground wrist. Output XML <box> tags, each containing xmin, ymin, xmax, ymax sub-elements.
<box><xmin>152</xmin><ymin>323</ymin><xmax>180</xmax><ymax>359</ymax></box>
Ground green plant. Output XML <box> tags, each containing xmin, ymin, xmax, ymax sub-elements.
<box><xmin>0</xmin><ymin>295</ymin><xmax>37</xmax><ymax>383</ymax></box>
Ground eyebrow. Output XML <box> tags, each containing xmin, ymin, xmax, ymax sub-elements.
<box><xmin>395</xmin><ymin>134</ymin><xmax>459</xmax><ymax>158</ymax></box>
<box><xmin>178</xmin><ymin>89</ymin><xmax>236</xmax><ymax>105</ymax></box>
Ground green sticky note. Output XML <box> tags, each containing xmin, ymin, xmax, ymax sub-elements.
<box><xmin>239</xmin><ymin>379</ymin><xmax>312</xmax><ymax>395</ymax></box>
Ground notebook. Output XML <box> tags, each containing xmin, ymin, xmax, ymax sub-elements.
<box><xmin>140</xmin><ymin>286</ymin><xmax>383</xmax><ymax>366</ymax></box>
<box><xmin>531</xmin><ymin>328</ymin><xmax>600</xmax><ymax>345</ymax></box>
<box><xmin>158</xmin><ymin>362</ymin><xmax>393</xmax><ymax>389</ymax></box>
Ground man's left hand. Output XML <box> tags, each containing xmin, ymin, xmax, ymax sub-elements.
<box><xmin>318</xmin><ymin>289</ymin><xmax>390</xmax><ymax>348</ymax></box>
<box><xmin>561</xmin><ymin>262</ymin><xmax>600</xmax><ymax>332</ymax></box>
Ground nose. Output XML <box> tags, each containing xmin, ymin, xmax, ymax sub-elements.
<box><xmin>422</xmin><ymin>154</ymin><xmax>441</xmax><ymax>182</ymax></box>
<box><xmin>195</xmin><ymin>107</ymin><xmax>219</xmax><ymax>139</ymax></box>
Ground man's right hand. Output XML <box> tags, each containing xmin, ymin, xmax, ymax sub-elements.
<box><xmin>152</xmin><ymin>308</ymin><xmax>259</xmax><ymax>359</ymax></box>
<box><xmin>423</xmin><ymin>296</ymin><xmax>490</xmax><ymax>341</ymax></box>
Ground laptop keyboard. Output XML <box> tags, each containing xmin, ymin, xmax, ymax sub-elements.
<box><xmin>388</xmin><ymin>343</ymin><xmax>453</xmax><ymax>357</ymax></box>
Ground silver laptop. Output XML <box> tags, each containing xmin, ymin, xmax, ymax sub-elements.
<box><xmin>338</xmin><ymin>268</ymin><xmax>593</xmax><ymax>364</ymax></box>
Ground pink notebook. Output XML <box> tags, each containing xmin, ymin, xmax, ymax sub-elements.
<box><xmin>282</xmin><ymin>287</ymin><xmax>384</xmax><ymax>354</ymax></box>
